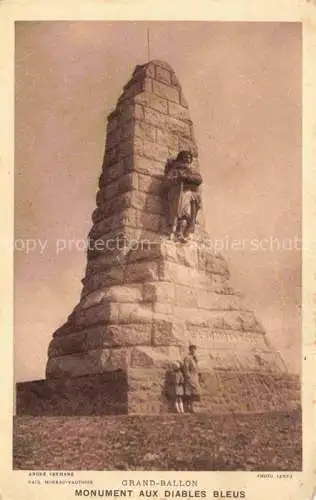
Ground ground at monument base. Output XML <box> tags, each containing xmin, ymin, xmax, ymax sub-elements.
<box><xmin>13</xmin><ymin>409</ymin><xmax>301</xmax><ymax>471</ymax></box>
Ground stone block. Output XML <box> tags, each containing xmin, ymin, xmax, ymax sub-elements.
<box><xmin>151</xmin><ymin>320</ymin><xmax>184</xmax><ymax>346</ymax></box>
<box><xmin>142</xmin><ymin>78</ymin><xmax>153</xmax><ymax>93</ymax></box>
<box><xmin>96</xmin><ymin>187</ymin><xmax>106</xmax><ymax>207</ymax></box>
<box><xmin>128</xmin><ymin>367</ymin><xmax>166</xmax><ymax>386</ymax></box>
<box><xmin>124</xmin><ymin>259</ymin><xmax>160</xmax><ymax>283</ymax></box>
<box><xmin>79</xmin><ymin>288</ymin><xmax>111</xmax><ymax>309</ymax></box>
<box><xmin>127</xmin><ymin>367</ymin><xmax>168</xmax><ymax>413</ymax></box>
<box><xmin>137</xmin><ymin>211</ymin><xmax>161</xmax><ymax>232</ymax></box>
<box><xmin>125</xmin><ymin>227</ymin><xmax>160</xmax><ymax>244</ymax></box>
<box><xmin>196</xmin><ymin>309</ymin><xmax>263</xmax><ymax>332</ymax></box>
<box><xmin>134</xmin><ymin>103</ymin><xmax>145</xmax><ymax>120</ymax></box>
<box><xmin>128</xmin><ymin>399</ymin><xmax>166</xmax><ymax>414</ymax></box>
<box><xmin>156</xmin><ymin>66</ymin><xmax>172</xmax><ymax>85</ymax></box>
<box><xmin>119</xmin><ymin>81</ymin><xmax>142</xmax><ymax>101</ymax></box>
<box><xmin>119</xmin><ymin>78</ymin><xmax>152</xmax><ymax>103</ymax></box>
<box><xmin>93</xmin><ymin>192</ymin><xmax>132</xmax><ymax>223</ymax></box>
<box><xmin>123</xmin><ymin>172</ymin><xmax>139</xmax><ymax>192</ymax></box>
<box><xmin>130</xmin><ymin>346</ymin><xmax>175</xmax><ymax>369</ymax></box>
<box><xmin>213</xmin><ymin>350</ymin><xmax>255</xmax><ymax>373</ymax></box>
<box><xmin>173</xmin><ymin>305</ymin><xmax>205</xmax><ymax>323</ymax></box>
<box><xmin>120</xmin><ymin>121</ymin><xmax>134</xmax><ymax>141</ymax></box>
<box><xmin>16</xmin><ymin>374</ymin><xmax>128</xmax><ymax>415</ymax></box>
<box><xmin>175</xmin><ymin>242</ymin><xmax>199</xmax><ymax>267</ymax></box>
<box><xmin>153</xmin><ymin>302</ymin><xmax>174</xmax><ymax>315</ymax></box>
<box><xmin>46</xmin><ymin>348</ymin><xmax>129</xmax><ymax>378</ymax></box>
<box><xmin>134</xmin><ymin>137</ymin><xmax>169</xmax><ymax>163</ymax></box>
<box><xmin>155</xmin><ymin>65</ymin><xmax>172</xmax><ymax>84</ymax></box>
<box><xmin>130</xmin><ymin>191</ymin><xmax>164</xmax><ymax>215</ymax></box>
<box><xmin>118</xmin><ymin>138</ymin><xmax>133</xmax><ymax>160</ymax></box>
<box><xmin>82</xmin><ymin>267</ymin><xmax>124</xmax><ymax>295</ymax></box>
<box><xmin>52</xmin><ymin>321</ymin><xmax>73</xmax><ymax>338</ymax></box>
<box><xmin>84</xmin><ymin>323</ymin><xmax>152</xmax><ymax>350</ymax></box>
<box><xmin>143</xmin><ymin>281</ymin><xmax>175</xmax><ymax>303</ymax></box>
<box><xmin>156</xmin><ymin>128</ymin><xmax>179</xmax><ymax>150</ymax></box>
<box><xmin>154</xmin><ymin>345</ymin><xmax>183</xmax><ymax>359</ymax></box>
<box><xmin>182</xmin><ymin>323</ymin><xmax>214</xmax><ymax>349</ymax></box>
<box><xmin>133</xmin><ymin>154</ymin><xmax>165</xmax><ymax>177</ymax></box>
<box><xmin>159</xmin><ymin>260</ymin><xmax>212</xmax><ymax>287</ymax></box>
<box><xmin>90</xmin><ymin>208</ymin><xmax>138</xmax><ymax>239</ymax></box>
<box><xmin>200</xmin><ymin>252</ymin><xmax>230</xmax><ymax>277</ymax></box>
<box><xmin>105</xmin><ymin>173</ymin><xmax>137</xmax><ymax>199</ymax></box>
<box><xmin>106</xmin><ymin>128</ymin><xmax>121</xmax><ymax>152</ymax></box>
<box><xmin>80</xmin><ymin>285</ymin><xmax>143</xmax><ymax>310</ymax></box>
<box><xmin>104</xmin><ymin>180</ymin><xmax>118</xmax><ymax>200</ymax></box>
<box><xmin>104</xmin><ymin>152</ymin><xmax>119</xmax><ymax>170</ymax></box>
<box><xmin>152</xmin><ymin>80</ymin><xmax>180</xmax><ymax>103</ymax></box>
<box><xmin>118</xmin><ymin>302</ymin><xmax>153</xmax><ymax>324</ymax></box>
<box><xmin>98</xmin><ymin>169</ymin><xmax>107</xmax><ymax>189</ymax></box>
<box><xmin>164</xmin><ymin>115</ymin><xmax>192</xmax><ymax>138</ymax></box>
<box><xmin>180</xmin><ymin>93</ymin><xmax>189</xmax><ymax>108</ymax></box>
<box><xmin>159</xmin><ymin>240</ymin><xmax>178</xmax><ymax>262</ymax></box>
<box><xmin>181</xmin><ymin>325</ymin><xmax>268</xmax><ymax>351</ymax></box>
<box><xmin>128</xmin><ymin>388</ymin><xmax>164</xmax><ymax>403</ymax></box>
<box><xmin>144</xmin><ymin>107</ymin><xmax>167</xmax><ymax>128</ymax></box>
<box><xmin>152</xmin><ymin>60</ymin><xmax>173</xmax><ymax>71</ymax></box>
<box><xmin>199</xmin><ymin>251</ymin><xmax>230</xmax><ymax>278</ymax></box>
<box><xmin>89</xmin><ymin>233</ymin><xmax>118</xmax><ymax>255</ymax></box>
<box><xmin>134</xmin><ymin>120</ymin><xmax>156</xmax><ymax>142</ymax></box>
<box><xmin>138</xmin><ymin>173</ymin><xmax>163</xmax><ymax>195</ymax></box>
<box><xmin>134</xmin><ymin>91</ymin><xmax>168</xmax><ymax>114</ymax></box>
<box><xmin>131</xmin><ymin>62</ymin><xmax>156</xmax><ymax>81</ymax></box>
<box><xmin>159</xmin><ymin>259</ymin><xmax>190</xmax><ymax>284</ymax></box>
<box><xmin>126</xmin><ymin>243</ymin><xmax>162</xmax><ymax>264</ymax></box>
<box><xmin>168</xmin><ymin>101</ymin><xmax>191</xmax><ymax>122</ymax></box>
<box><xmin>48</xmin><ymin>331</ymin><xmax>87</xmax><ymax>357</ymax></box>
<box><xmin>106</xmin><ymin>284</ymin><xmax>143</xmax><ymax>303</ymax></box>
<box><xmin>175</xmin><ymin>284</ymin><xmax>198</xmax><ymax>307</ymax></box>
<box><xmin>159</xmin><ymin>214</ymin><xmax>169</xmax><ymax>234</ymax></box>
<box><xmin>105</xmin><ymin>162</ymin><xmax>125</xmax><ymax>182</ymax></box>
<box><xmin>196</xmin><ymin>289</ymin><xmax>241</xmax><ymax>311</ymax></box>
<box><xmin>106</xmin><ymin>116</ymin><xmax>118</xmax><ymax>134</ymax></box>
<box><xmin>210</xmin><ymin>330</ymin><xmax>266</xmax><ymax>349</ymax></box>
<box><xmin>118</xmin><ymin>103</ymin><xmax>144</xmax><ymax>124</ymax></box>
<box><xmin>73</xmin><ymin>302</ymin><xmax>120</xmax><ymax>328</ymax></box>
<box><xmin>171</xmin><ymin>73</ymin><xmax>180</xmax><ymax>87</ymax></box>
<box><xmin>211</xmin><ymin>273</ymin><xmax>225</xmax><ymax>285</ymax></box>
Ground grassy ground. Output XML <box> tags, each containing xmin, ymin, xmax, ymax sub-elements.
<box><xmin>13</xmin><ymin>409</ymin><xmax>301</xmax><ymax>471</ymax></box>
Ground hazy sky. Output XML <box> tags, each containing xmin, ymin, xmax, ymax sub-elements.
<box><xmin>15</xmin><ymin>21</ymin><xmax>301</xmax><ymax>381</ymax></box>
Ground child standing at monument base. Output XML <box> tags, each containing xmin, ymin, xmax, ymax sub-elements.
<box><xmin>166</xmin><ymin>361</ymin><xmax>185</xmax><ymax>414</ymax></box>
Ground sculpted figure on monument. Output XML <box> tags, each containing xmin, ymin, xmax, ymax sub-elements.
<box><xmin>164</xmin><ymin>150</ymin><xmax>202</xmax><ymax>242</ymax></box>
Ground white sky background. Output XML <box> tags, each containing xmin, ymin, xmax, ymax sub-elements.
<box><xmin>14</xmin><ymin>21</ymin><xmax>301</xmax><ymax>381</ymax></box>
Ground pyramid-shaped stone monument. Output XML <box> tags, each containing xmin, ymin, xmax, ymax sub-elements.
<box><xmin>16</xmin><ymin>60</ymin><xmax>299</xmax><ymax>415</ymax></box>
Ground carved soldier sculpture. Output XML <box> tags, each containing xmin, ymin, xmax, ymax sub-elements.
<box><xmin>164</xmin><ymin>150</ymin><xmax>202</xmax><ymax>242</ymax></box>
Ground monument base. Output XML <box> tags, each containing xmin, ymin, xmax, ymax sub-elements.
<box><xmin>16</xmin><ymin>370</ymin><xmax>300</xmax><ymax>416</ymax></box>
<box><xmin>26</xmin><ymin>239</ymin><xmax>301</xmax><ymax>416</ymax></box>
<box><xmin>16</xmin><ymin>372</ymin><xmax>127</xmax><ymax>416</ymax></box>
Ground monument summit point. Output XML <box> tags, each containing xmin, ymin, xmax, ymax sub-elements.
<box><xmin>16</xmin><ymin>60</ymin><xmax>299</xmax><ymax>415</ymax></box>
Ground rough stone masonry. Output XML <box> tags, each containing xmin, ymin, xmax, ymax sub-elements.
<box><xmin>16</xmin><ymin>60</ymin><xmax>300</xmax><ymax>415</ymax></box>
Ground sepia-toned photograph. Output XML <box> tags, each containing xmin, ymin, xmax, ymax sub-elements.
<box><xmin>13</xmin><ymin>21</ymin><xmax>302</xmax><ymax>472</ymax></box>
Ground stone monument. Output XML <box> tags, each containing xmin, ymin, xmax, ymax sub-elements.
<box><xmin>16</xmin><ymin>60</ymin><xmax>299</xmax><ymax>415</ymax></box>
